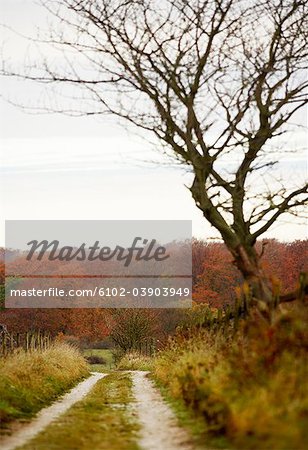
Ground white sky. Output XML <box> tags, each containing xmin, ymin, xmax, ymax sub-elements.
<box><xmin>0</xmin><ymin>0</ymin><xmax>307</xmax><ymax>246</ymax></box>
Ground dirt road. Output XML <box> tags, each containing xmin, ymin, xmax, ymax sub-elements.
<box><xmin>132</xmin><ymin>371</ymin><xmax>193</xmax><ymax>450</ymax></box>
<box><xmin>1</xmin><ymin>371</ymin><xmax>195</xmax><ymax>450</ymax></box>
<box><xmin>0</xmin><ymin>372</ymin><xmax>106</xmax><ymax>450</ymax></box>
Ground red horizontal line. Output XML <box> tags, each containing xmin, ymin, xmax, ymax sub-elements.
<box><xmin>5</xmin><ymin>274</ymin><xmax>191</xmax><ymax>279</ymax></box>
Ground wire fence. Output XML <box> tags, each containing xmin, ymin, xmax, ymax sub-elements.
<box><xmin>0</xmin><ymin>328</ymin><xmax>52</xmax><ymax>356</ymax></box>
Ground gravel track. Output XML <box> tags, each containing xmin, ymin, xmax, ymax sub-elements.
<box><xmin>0</xmin><ymin>372</ymin><xmax>105</xmax><ymax>450</ymax></box>
<box><xmin>1</xmin><ymin>370</ymin><xmax>198</xmax><ymax>450</ymax></box>
<box><xmin>131</xmin><ymin>370</ymin><xmax>194</xmax><ymax>450</ymax></box>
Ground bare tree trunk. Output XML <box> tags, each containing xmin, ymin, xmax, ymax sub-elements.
<box><xmin>231</xmin><ymin>244</ymin><xmax>272</xmax><ymax>304</ymax></box>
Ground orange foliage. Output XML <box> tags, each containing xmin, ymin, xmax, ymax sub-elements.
<box><xmin>0</xmin><ymin>239</ymin><xmax>307</xmax><ymax>338</ymax></box>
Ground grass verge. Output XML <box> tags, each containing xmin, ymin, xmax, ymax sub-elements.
<box><xmin>19</xmin><ymin>372</ymin><xmax>140</xmax><ymax>450</ymax></box>
<box><xmin>0</xmin><ymin>342</ymin><xmax>89</xmax><ymax>427</ymax></box>
<box><xmin>153</xmin><ymin>376</ymin><xmax>231</xmax><ymax>450</ymax></box>
<box><xmin>153</xmin><ymin>304</ymin><xmax>308</xmax><ymax>450</ymax></box>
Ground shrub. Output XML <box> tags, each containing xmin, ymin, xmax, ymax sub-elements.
<box><xmin>84</xmin><ymin>354</ymin><xmax>106</xmax><ymax>365</ymax></box>
<box><xmin>109</xmin><ymin>309</ymin><xmax>158</xmax><ymax>353</ymax></box>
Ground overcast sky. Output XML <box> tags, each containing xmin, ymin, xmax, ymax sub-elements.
<box><xmin>0</xmin><ymin>0</ymin><xmax>307</xmax><ymax>246</ymax></box>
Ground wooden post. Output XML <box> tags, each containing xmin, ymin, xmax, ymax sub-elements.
<box><xmin>26</xmin><ymin>332</ymin><xmax>30</xmax><ymax>351</ymax></box>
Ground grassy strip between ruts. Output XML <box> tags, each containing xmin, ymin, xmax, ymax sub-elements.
<box><xmin>0</xmin><ymin>342</ymin><xmax>89</xmax><ymax>428</ymax></box>
<box><xmin>18</xmin><ymin>372</ymin><xmax>140</xmax><ymax>450</ymax></box>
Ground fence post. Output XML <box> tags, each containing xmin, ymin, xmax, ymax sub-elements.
<box><xmin>298</xmin><ymin>272</ymin><xmax>307</xmax><ymax>303</ymax></box>
<box><xmin>26</xmin><ymin>332</ymin><xmax>30</xmax><ymax>351</ymax></box>
<box><xmin>2</xmin><ymin>335</ymin><xmax>6</xmax><ymax>356</ymax></box>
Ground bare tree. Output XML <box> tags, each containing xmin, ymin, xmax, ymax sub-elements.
<box><xmin>2</xmin><ymin>0</ymin><xmax>308</xmax><ymax>302</ymax></box>
<box><xmin>109</xmin><ymin>309</ymin><xmax>157</xmax><ymax>354</ymax></box>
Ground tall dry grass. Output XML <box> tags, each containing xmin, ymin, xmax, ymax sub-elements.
<box><xmin>154</xmin><ymin>304</ymin><xmax>308</xmax><ymax>450</ymax></box>
<box><xmin>0</xmin><ymin>341</ymin><xmax>89</xmax><ymax>426</ymax></box>
<box><xmin>116</xmin><ymin>351</ymin><xmax>154</xmax><ymax>371</ymax></box>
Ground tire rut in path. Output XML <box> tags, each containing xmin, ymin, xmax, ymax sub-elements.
<box><xmin>0</xmin><ymin>372</ymin><xmax>106</xmax><ymax>450</ymax></box>
<box><xmin>131</xmin><ymin>370</ymin><xmax>194</xmax><ymax>450</ymax></box>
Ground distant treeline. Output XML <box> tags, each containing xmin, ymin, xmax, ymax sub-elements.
<box><xmin>0</xmin><ymin>239</ymin><xmax>306</xmax><ymax>341</ymax></box>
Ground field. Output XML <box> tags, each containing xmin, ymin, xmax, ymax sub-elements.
<box><xmin>82</xmin><ymin>348</ymin><xmax>115</xmax><ymax>371</ymax></box>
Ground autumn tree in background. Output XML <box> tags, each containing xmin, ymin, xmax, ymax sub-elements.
<box><xmin>1</xmin><ymin>0</ymin><xmax>307</xmax><ymax>303</ymax></box>
<box><xmin>193</xmin><ymin>239</ymin><xmax>308</xmax><ymax>307</ymax></box>
<box><xmin>193</xmin><ymin>243</ymin><xmax>241</xmax><ymax>306</ymax></box>
<box><xmin>192</xmin><ymin>238</ymin><xmax>209</xmax><ymax>286</ymax></box>
<box><xmin>0</xmin><ymin>307</ymin><xmax>110</xmax><ymax>341</ymax></box>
